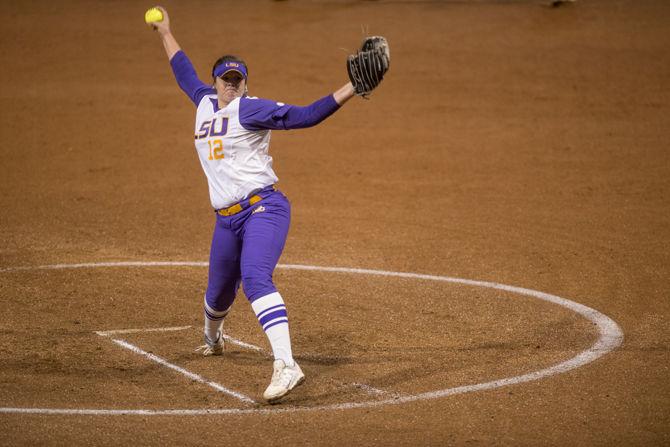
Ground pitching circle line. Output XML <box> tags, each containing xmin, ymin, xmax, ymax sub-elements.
<box><xmin>0</xmin><ymin>261</ymin><xmax>624</xmax><ymax>416</ymax></box>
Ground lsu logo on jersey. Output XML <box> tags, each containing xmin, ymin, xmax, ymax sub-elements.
<box><xmin>195</xmin><ymin>117</ymin><xmax>229</xmax><ymax>140</ymax></box>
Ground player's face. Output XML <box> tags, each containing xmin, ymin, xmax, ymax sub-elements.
<box><xmin>216</xmin><ymin>71</ymin><xmax>246</xmax><ymax>105</ymax></box>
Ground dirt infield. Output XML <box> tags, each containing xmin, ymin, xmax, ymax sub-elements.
<box><xmin>1</xmin><ymin>0</ymin><xmax>669</xmax><ymax>445</ymax></box>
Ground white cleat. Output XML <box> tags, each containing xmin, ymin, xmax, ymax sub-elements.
<box><xmin>263</xmin><ymin>359</ymin><xmax>305</xmax><ymax>402</ymax></box>
<box><xmin>195</xmin><ymin>331</ymin><xmax>224</xmax><ymax>356</ymax></box>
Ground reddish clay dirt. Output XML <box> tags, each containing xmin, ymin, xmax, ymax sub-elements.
<box><xmin>1</xmin><ymin>0</ymin><xmax>669</xmax><ymax>445</ymax></box>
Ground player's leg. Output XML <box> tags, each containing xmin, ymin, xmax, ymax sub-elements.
<box><xmin>240</xmin><ymin>192</ymin><xmax>304</xmax><ymax>400</ymax></box>
<box><xmin>241</xmin><ymin>193</ymin><xmax>292</xmax><ymax>362</ymax></box>
<box><xmin>200</xmin><ymin>217</ymin><xmax>242</xmax><ymax>355</ymax></box>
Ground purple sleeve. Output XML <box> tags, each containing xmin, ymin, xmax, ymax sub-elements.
<box><xmin>239</xmin><ymin>95</ymin><xmax>341</xmax><ymax>131</ymax></box>
<box><xmin>169</xmin><ymin>50</ymin><xmax>215</xmax><ymax>106</ymax></box>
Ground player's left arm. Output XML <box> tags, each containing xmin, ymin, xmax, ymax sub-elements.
<box><xmin>279</xmin><ymin>82</ymin><xmax>356</xmax><ymax>129</ymax></box>
<box><xmin>239</xmin><ymin>82</ymin><xmax>355</xmax><ymax>131</ymax></box>
<box><xmin>333</xmin><ymin>82</ymin><xmax>355</xmax><ymax>106</ymax></box>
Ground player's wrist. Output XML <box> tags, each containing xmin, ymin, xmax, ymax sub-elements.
<box><xmin>333</xmin><ymin>83</ymin><xmax>355</xmax><ymax>105</ymax></box>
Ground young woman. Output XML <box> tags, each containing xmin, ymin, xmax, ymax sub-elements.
<box><xmin>149</xmin><ymin>7</ymin><xmax>356</xmax><ymax>402</ymax></box>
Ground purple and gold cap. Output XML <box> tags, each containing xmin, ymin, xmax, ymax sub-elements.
<box><xmin>214</xmin><ymin>61</ymin><xmax>248</xmax><ymax>79</ymax></box>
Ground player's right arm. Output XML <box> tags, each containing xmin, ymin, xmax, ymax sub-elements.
<box><xmin>150</xmin><ymin>7</ymin><xmax>211</xmax><ymax>106</ymax></box>
<box><xmin>150</xmin><ymin>7</ymin><xmax>180</xmax><ymax>59</ymax></box>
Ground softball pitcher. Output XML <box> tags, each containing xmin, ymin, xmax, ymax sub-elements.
<box><xmin>147</xmin><ymin>6</ymin><xmax>389</xmax><ymax>402</ymax></box>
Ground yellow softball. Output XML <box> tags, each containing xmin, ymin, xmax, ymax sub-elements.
<box><xmin>144</xmin><ymin>7</ymin><xmax>163</xmax><ymax>24</ymax></box>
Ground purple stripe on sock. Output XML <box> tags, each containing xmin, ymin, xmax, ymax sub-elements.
<box><xmin>205</xmin><ymin>308</ymin><xmax>227</xmax><ymax>321</ymax></box>
<box><xmin>258</xmin><ymin>309</ymin><xmax>288</xmax><ymax>326</ymax></box>
<box><xmin>256</xmin><ymin>304</ymin><xmax>285</xmax><ymax>320</ymax></box>
<box><xmin>263</xmin><ymin>318</ymin><xmax>289</xmax><ymax>332</ymax></box>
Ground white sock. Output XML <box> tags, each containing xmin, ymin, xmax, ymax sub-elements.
<box><xmin>251</xmin><ymin>292</ymin><xmax>294</xmax><ymax>366</ymax></box>
<box><xmin>203</xmin><ymin>298</ymin><xmax>229</xmax><ymax>343</ymax></box>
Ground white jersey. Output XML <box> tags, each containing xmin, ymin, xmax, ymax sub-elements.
<box><xmin>194</xmin><ymin>95</ymin><xmax>278</xmax><ymax>209</ymax></box>
<box><xmin>170</xmin><ymin>50</ymin><xmax>340</xmax><ymax>209</ymax></box>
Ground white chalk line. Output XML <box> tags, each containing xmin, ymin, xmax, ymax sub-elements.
<box><xmin>95</xmin><ymin>326</ymin><xmax>192</xmax><ymax>336</ymax></box>
<box><xmin>108</xmin><ymin>338</ymin><xmax>256</xmax><ymax>405</ymax></box>
<box><xmin>350</xmin><ymin>383</ymin><xmax>402</xmax><ymax>398</ymax></box>
<box><xmin>221</xmin><ymin>334</ymin><xmax>266</xmax><ymax>353</ymax></box>
<box><xmin>95</xmin><ymin>325</ymin><xmax>267</xmax><ymax>354</ymax></box>
<box><xmin>97</xmin><ymin>326</ymin><xmax>399</xmax><ymax>400</ymax></box>
<box><xmin>0</xmin><ymin>261</ymin><xmax>624</xmax><ymax>416</ymax></box>
<box><xmin>94</xmin><ymin>325</ymin><xmax>261</xmax><ymax>404</ymax></box>
<box><xmin>0</xmin><ymin>261</ymin><xmax>208</xmax><ymax>273</ymax></box>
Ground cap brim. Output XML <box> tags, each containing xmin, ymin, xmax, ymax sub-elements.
<box><xmin>219</xmin><ymin>68</ymin><xmax>246</xmax><ymax>79</ymax></box>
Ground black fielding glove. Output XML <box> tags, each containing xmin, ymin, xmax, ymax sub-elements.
<box><xmin>347</xmin><ymin>36</ymin><xmax>390</xmax><ymax>98</ymax></box>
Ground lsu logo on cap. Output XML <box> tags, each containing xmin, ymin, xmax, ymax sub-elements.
<box><xmin>214</xmin><ymin>61</ymin><xmax>248</xmax><ymax>79</ymax></box>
